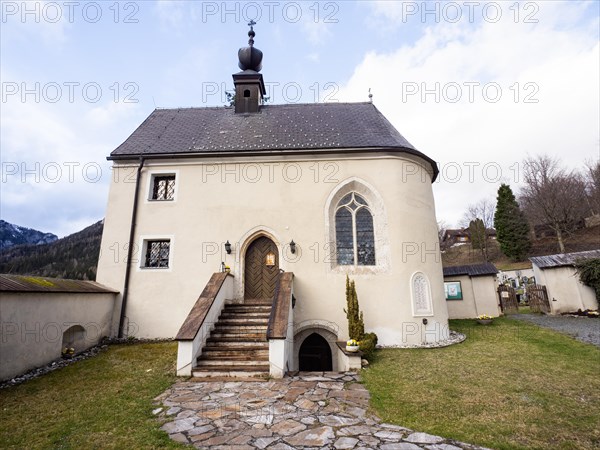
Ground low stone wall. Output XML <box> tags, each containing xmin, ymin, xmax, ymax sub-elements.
<box><xmin>0</xmin><ymin>291</ymin><xmax>116</xmax><ymax>381</ymax></box>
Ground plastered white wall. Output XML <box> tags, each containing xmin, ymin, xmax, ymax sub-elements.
<box><xmin>0</xmin><ymin>292</ymin><xmax>115</xmax><ymax>381</ymax></box>
<box><xmin>97</xmin><ymin>153</ymin><xmax>449</xmax><ymax>346</ymax></box>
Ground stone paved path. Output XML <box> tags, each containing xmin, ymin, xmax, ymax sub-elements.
<box><xmin>155</xmin><ymin>372</ymin><xmax>491</xmax><ymax>450</ymax></box>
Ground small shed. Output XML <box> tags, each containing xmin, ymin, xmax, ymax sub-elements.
<box><xmin>443</xmin><ymin>263</ymin><xmax>501</xmax><ymax>319</ymax></box>
<box><xmin>0</xmin><ymin>274</ymin><xmax>118</xmax><ymax>381</ymax></box>
<box><xmin>530</xmin><ymin>250</ymin><xmax>599</xmax><ymax>314</ymax></box>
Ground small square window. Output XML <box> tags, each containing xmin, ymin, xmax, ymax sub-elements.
<box><xmin>151</xmin><ymin>175</ymin><xmax>175</xmax><ymax>200</ymax></box>
<box><xmin>144</xmin><ymin>240</ymin><xmax>170</xmax><ymax>268</ymax></box>
<box><xmin>265</xmin><ymin>252</ymin><xmax>276</xmax><ymax>266</ymax></box>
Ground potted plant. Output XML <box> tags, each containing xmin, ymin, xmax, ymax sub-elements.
<box><xmin>476</xmin><ymin>314</ymin><xmax>495</xmax><ymax>325</ymax></box>
<box><xmin>346</xmin><ymin>339</ymin><xmax>360</xmax><ymax>352</ymax></box>
<box><xmin>61</xmin><ymin>347</ymin><xmax>75</xmax><ymax>359</ymax></box>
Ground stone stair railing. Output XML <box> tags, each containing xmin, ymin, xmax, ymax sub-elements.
<box><xmin>175</xmin><ymin>272</ymin><xmax>233</xmax><ymax>376</ymax></box>
<box><xmin>266</xmin><ymin>271</ymin><xmax>295</xmax><ymax>378</ymax></box>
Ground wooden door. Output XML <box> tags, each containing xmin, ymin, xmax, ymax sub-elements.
<box><xmin>244</xmin><ymin>237</ymin><xmax>279</xmax><ymax>299</ymax></box>
<box><xmin>498</xmin><ymin>285</ymin><xmax>519</xmax><ymax>314</ymax></box>
<box><xmin>526</xmin><ymin>284</ymin><xmax>551</xmax><ymax>314</ymax></box>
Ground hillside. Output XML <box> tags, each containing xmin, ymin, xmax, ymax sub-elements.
<box><xmin>1</xmin><ymin>219</ymin><xmax>597</xmax><ymax>280</ymax></box>
<box><xmin>442</xmin><ymin>225</ymin><xmax>600</xmax><ymax>270</ymax></box>
<box><xmin>0</xmin><ymin>220</ymin><xmax>58</xmax><ymax>250</ymax></box>
<box><xmin>0</xmin><ymin>220</ymin><xmax>103</xmax><ymax>280</ymax></box>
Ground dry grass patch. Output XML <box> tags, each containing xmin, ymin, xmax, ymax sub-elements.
<box><xmin>362</xmin><ymin>318</ymin><xmax>600</xmax><ymax>450</ymax></box>
<box><xmin>0</xmin><ymin>342</ymin><xmax>185</xmax><ymax>450</ymax></box>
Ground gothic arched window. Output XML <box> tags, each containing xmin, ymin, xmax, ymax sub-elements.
<box><xmin>335</xmin><ymin>193</ymin><xmax>376</xmax><ymax>266</ymax></box>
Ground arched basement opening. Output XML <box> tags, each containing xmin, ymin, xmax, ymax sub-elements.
<box><xmin>298</xmin><ymin>332</ymin><xmax>333</xmax><ymax>371</ymax></box>
<box><xmin>62</xmin><ymin>325</ymin><xmax>86</xmax><ymax>353</ymax></box>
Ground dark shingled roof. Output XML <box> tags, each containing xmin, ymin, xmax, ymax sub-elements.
<box><xmin>443</xmin><ymin>263</ymin><xmax>499</xmax><ymax>278</ymax></box>
<box><xmin>109</xmin><ymin>102</ymin><xmax>439</xmax><ymax>181</ymax></box>
<box><xmin>530</xmin><ymin>249</ymin><xmax>600</xmax><ymax>269</ymax></box>
<box><xmin>0</xmin><ymin>274</ymin><xmax>118</xmax><ymax>294</ymax></box>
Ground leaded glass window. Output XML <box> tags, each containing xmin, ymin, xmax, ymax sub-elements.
<box><xmin>144</xmin><ymin>240</ymin><xmax>170</xmax><ymax>268</ymax></box>
<box><xmin>152</xmin><ymin>175</ymin><xmax>175</xmax><ymax>200</ymax></box>
<box><xmin>335</xmin><ymin>193</ymin><xmax>376</xmax><ymax>266</ymax></box>
<box><xmin>335</xmin><ymin>208</ymin><xmax>354</xmax><ymax>265</ymax></box>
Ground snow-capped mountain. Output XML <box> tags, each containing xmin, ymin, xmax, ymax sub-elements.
<box><xmin>0</xmin><ymin>220</ymin><xmax>58</xmax><ymax>250</ymax></box>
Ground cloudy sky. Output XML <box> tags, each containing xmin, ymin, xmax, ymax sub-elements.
<box><xmin>1</xmin><ymin>0</ymin><xmax>598</xmax><ymax>237</ymax></box>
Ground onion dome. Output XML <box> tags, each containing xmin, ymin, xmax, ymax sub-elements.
<box><xmin>238</xmin><ymin>20</ymin><xmax>263</xmax><ymax>72</ymax></box>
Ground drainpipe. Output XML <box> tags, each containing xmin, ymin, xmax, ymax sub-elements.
<box><xmin>118</xmin><ymin>156</ymin><xmax>145</xmax><ymax>338</ymax></box>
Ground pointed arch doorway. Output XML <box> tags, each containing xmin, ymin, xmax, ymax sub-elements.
<box><xmin>244</xmin><ymin>236</ymin><xmax>279</xmax><ymax>300</ymax></box>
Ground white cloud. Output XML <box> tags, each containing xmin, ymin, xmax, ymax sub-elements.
<box><xmin>339</xmin><ymin>1</ymin><xmax>599</xmax><ymax>227</ymax></box>
<box><xmin>0</xmin><ymin>0</ymin><xmax>70</xmax><ymax>46</ymax></box>
<box><xmin>1</xmin><ymin>79</ymin><xmax>143</xmax><ymax>237</ymax></box>
<box><xmin>153</xmin><ymin>0</ymin><xmax>186</xmax><ymax>32</ymax></box>
<box><xmin>307</xmin><ymin>52</ymin><xmax>320</xmax><ymax>62</ymax></box>
<box><xmin>301</xmin><ymin>19</ymin><xmax>333</xmax><ymax>45</ymax></box>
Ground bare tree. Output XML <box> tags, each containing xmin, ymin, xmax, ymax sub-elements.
<box><xmin>460</xmin><ymin>199</ymin><xmax>496</xmax><ymax>229</ymax></box>
<box><xmin>520</xmin><ymin>155</ymin><xmax>589</xmax><ymax>253</ymax></box>
<box><xmin>437</xmin><ymin>219</ymin><xmax>448</xmax><ymax>248</ymax></box>
<box><xmin>584</xmin><ymin>159</ymin><xmax>600</xmax><ymax>216</ymax></box>
<box><xmin>460</xmin><ymin>198</ymin><xmax>496</xmax><ymax>262</ymax></box>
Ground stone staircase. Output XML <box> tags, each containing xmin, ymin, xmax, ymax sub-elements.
<box><xmin>192</xmin><ymin>299</ymin><xmax>271</xmax><ymax>378</ymax></box>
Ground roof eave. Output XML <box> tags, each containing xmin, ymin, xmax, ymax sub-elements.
<box><xmin>108</xmin><ymin>146</ymin><xmax>439</xmax><ymax>182</ymax></box>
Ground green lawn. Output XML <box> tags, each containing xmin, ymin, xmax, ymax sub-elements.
<box><xmin>2</xmin><ymin>322</ymin><xmax>599</xmax><ymax>450</ymax></box>
<box><xmin>0</xmin><ymin>342</ymin><xmax>186</xmax><ymax>450</ymax></box>
<box><xmin>362</xmin><ymin>318</ymin><xmax>600</xmax><ymax>450</ymax></box>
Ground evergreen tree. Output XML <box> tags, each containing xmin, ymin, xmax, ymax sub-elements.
<box><xmin>574</xmin><ymin>258</ymin><xmax>600</xmax><ymax>301</ymax></box>
<box><xmin>468</xmin><ymin>218</ymin><xmax>489</xmax><ymax>261</ymax></box>
<box><xmin>494</xmin><ymin>184</ymin><xmax>531</xmax><ymax>261</ymax></box>
<box><xmin>344</xmin><ymin>275</ymin><xmax>364</xmax><ymax>340</ymax></box>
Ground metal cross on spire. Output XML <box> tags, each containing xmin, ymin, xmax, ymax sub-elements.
<box><xmin>248</xmin><ymin>19</ymin><xmax>257</xmax><ymax>46</ymax></box>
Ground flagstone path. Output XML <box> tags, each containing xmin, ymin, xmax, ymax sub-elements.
<box><xmin>155</xmin><ymin>372</ymin><xmax>491</xmax><ymax>450</ymax></box>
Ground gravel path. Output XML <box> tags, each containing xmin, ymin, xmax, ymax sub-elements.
<box><xmin>510</xmin><ymin>314</ymin><xmax>600</xmax><ymax>347</ymax></box>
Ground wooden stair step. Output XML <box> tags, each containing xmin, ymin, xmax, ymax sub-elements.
<box><xmin>196</xmin><ymin>354</ymin><xmax>269</xmax><ymax>365</ymax></box>
<box><xmin>188</xmin><ymin>296</ymin><xmax>275</xmax><ymax>378</ymax></box>
<box><xmin>193</xmin><ymin>364</ymin><xmax>269</xmax><ymax>371</ymax></box>
<box><xmin>213</xmin><ymin>326</ymin><xmax>268</xmax><ymax>332</ymax></box>
<box><xmin>200</xmin><ymin>354</ymin><xmax>268</xmax><ymax>360</ymax></box>
<box><xmin>242</xmin><ymin>298</ymin><xmax>273</xmax><ymax>305</ymax></box>
<box><xmin>219</xmin><ymin>312</ymin><xmax>271</xmax><ymax>318</ymax></box>
<box><xmin>216</xmin><ymin>320</ymin><xmax>268</xmax><ymax>326</ymax></box>
<box><xmin>207</xmin><ymin>335</ymin><xmax>267</xmax><ymax>342</ymax></box>
<box><xmin>223</xmin><ymin>306</ymin><xmax>272</xmax><ymax>313</ymax></box>
<box><xmin>196</xmin><ymin>359</ymin><xmax>268</xmax><ymax>366</ymax></box>
<box><xmin>191</xmin><ymin>368</ymin><xmax>269</xmax><ymax>378</ymax></box>
<box><xmin>203</xmin><ymin>342</ymin><xmax>269</xmax><ymax>349</ymax></box>
<box><xmin>201</xmin><ymin>348</ymin><xmax>269</xmax><ymax>355</ymax></box>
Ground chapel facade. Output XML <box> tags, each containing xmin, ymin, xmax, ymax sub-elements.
<box><xmin>96</xmin><ymin>25</ymin><xmax>449</xmax><ymax>377</ymax></box>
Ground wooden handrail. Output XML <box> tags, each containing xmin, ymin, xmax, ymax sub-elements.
<box><xmin>175</xmin><ymin>272</ymin><xmax>231</xmax><ymax>341</ymax></box>
<box><xmin>267</xmin><ymin>271</ymin><xmax>294</xmax><ymax>339</ymax></box>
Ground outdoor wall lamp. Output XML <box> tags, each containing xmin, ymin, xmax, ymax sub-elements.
<box><xmin>225</xmin><ymin>240</ymin><xmax>232</xmax><ymax>254</ymax></box>
<box><xmin>289</xmin><ymin>240</ymin><xmax>296</xmax><ymax>254</ymax></box>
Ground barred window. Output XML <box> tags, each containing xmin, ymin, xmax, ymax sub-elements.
<box><xmin>152</xmin><ymin>175</ymin><xmax>175</xmax><ymax>200</ymax></box>
<box><xmin>144</xmin><ymin>240</ymin><xmax>170</xmax><ymax>268</ymax></box>
<box><xmin>335</xmin><ymin>193</ymin><xmax>376</xmax><ymax>266</ymax></box>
